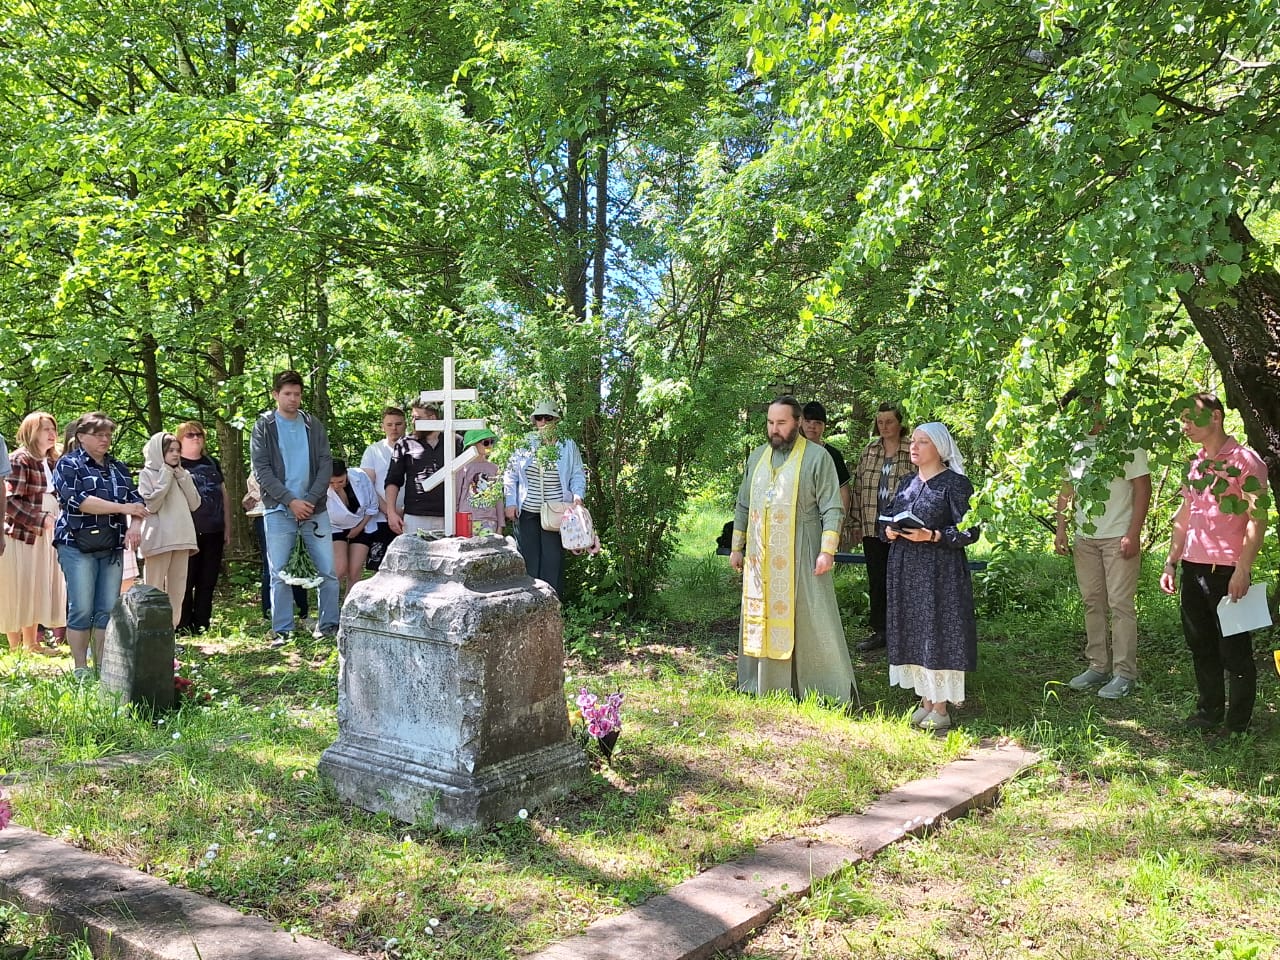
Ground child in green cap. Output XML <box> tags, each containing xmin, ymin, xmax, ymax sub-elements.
<box><xmin>456</xmin><ymin>428</ymin><xmax>502</xmax><ymax>535</ymax></box>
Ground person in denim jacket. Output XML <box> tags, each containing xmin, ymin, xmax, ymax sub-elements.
<box><xmin>503</xmin><ymin>401</ymin><xmax>586</xmax><ymax>596</ymax></box>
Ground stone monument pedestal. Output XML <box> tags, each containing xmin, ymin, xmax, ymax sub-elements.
<box><xmin>319</xmin><ymin>534</ymin><xmax>585</xmax><ymax>831</ymax></box>
<box><xmin>100</xmin><ymin>585</ymin><xmax>175</xmax><ymax>711</ymax></box>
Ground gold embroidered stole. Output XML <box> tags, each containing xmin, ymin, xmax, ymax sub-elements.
<box><xmin>741</xmin><ymin>437</ymin><xmax>806</xmax><ymax>660</ymax></box>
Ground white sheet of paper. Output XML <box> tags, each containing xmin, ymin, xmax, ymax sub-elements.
<box><xmin>1216</xmin><ymin>582</ymin><xmax>1273</xmax><ymax>636</ymax></box>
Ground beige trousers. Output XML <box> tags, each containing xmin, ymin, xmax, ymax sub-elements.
<box><xmin>1073</xmin><ymin>536</ymin><xmax>1140</xmax><ymax>680</ymax></box>
<box><xmin>142</xmin><ymin>550</ymin><xmax>191</xmax><ymax>628</ymax></box>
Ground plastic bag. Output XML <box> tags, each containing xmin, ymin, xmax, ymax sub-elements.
<box><xmin>559</xmin><ymin>503</ymin><xmax>600</xmax><ymax>554</ymax></box>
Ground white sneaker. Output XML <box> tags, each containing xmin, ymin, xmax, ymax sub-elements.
<box><xmin>1097</xmin><ymin>675</ymin><xmax>1134</xmax><ymax>699</ymax></box>
<box><xmin>1067</xmin><ymin>668</ymin><xmax>1110</xmax><ymax>690</ymax></box>
<box><xmin>918</xmin><ymin>711</ymin><xmax>951</xmax><ymax>731</ymax></box>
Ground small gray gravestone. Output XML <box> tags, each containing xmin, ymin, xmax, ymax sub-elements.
<box><xmin>319</xmin><ymin>534</ymin><xmax>586</xmax><ymax>830</ymax></box>
<box><xmin>100</xmin><ymin>585</ymin><xmax>175</xmax><ymax>711</ymax></box>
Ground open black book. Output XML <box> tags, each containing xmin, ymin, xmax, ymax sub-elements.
<box><xmin>877</xmin><ymin>510</ymin><xmax>926</xmax><ymax>530</ymax></box>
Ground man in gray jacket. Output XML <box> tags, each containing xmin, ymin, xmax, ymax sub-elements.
<box><xmin>250</xmin><ymin>370</ymin><xmax>339</xmax><ymax>644</ymax></box>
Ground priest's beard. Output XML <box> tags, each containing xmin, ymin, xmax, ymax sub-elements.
<box><xmin>768</xmin><ymin>423</ymin><xmax>799</xmax><ymax>452</ymax></box>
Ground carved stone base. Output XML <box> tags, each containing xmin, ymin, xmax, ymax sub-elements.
<box><xmin>318</xmin><ymin>534</ymin><xmax>586</xmax><ymax>830</ymax></box>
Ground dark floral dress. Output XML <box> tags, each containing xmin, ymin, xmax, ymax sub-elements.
<box><xmin>883</xmin><ymin>469</ymin><xmax>980</xmax><ymax>703</ymax></box>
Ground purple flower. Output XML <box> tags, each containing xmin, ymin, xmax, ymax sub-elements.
<box><xmin>0</xmin><ymin>796</ymin><xmax>13</xmax><ymax>830</ymax></box>
<box><xmin>572</xmin><ymin>687</ymin><xmax>624</xmax><ymax>740</ymax></box>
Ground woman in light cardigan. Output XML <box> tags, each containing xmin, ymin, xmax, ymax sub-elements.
<box><xmin>326</xmin><ymin>458</ymin><xmax>378</xmax><ymax>596</ymax></box>
<box><xmin>502</xmin><ymin>401</ymin><xmax>586</xmax><ymax>596</ymax></box>
<box><xmin>138</xmin><ymin>432</ymin><xmax>201</xmax><ymax>628</ymax></box>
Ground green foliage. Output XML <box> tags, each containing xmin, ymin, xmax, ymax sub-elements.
<box><xmin>2</xmin><ymin>0</ymin><xmax>1276</xmax><ymax>610</ymax></box>
<box><xmin>0</xmin><ymin>901</ymin><xmax>95</xmax><ymax>959</ymax></box>
<box><xmin>716</xmin><ymin>0</ymin><xmax>1280</xmax><ymax>544</ymax></box>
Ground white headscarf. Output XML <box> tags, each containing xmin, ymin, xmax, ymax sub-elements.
<box><xmin>915</xmin><ymin>422</ymin><xmax>966</xmax><ymax>476</ymax></box>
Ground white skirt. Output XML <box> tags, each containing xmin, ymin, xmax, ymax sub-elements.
<box><xmin>0</xmin><ymin>520</ymin><xmax>68</xmax><ymax>632</ymax></box>
<box><xmin>888</xmin><ymin>664</ymin><xmax>966</xmax><ymax>705</ymax></box>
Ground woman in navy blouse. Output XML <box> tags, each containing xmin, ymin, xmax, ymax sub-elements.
<box><xmin>52</xmin><ymin>413</ymin><xmax>146</xmax><ymax>678</ymax></box>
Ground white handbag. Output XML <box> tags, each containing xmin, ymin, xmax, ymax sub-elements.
<box><xmin>559</xmin><ymin>503</ymin><xmax>599</xmax><ymax>553</ymax></box>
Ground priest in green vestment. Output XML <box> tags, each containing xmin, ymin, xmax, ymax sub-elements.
<box><xmin>729</xmin><ymin>397</ymin><xmax>857</xmax><ymax>703</ymax></box>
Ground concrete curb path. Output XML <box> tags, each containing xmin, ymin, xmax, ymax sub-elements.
<box><xmin>0</xmin><ymin>740</ymin><xmax>1036</xmax><ymax>960</ymax></box>
<box><xmin>527</xmin><ymin>739</ymin><xmax>1038</xmax><ymax>960</ymax></box>
<box><xmin>0</xmin><ymin>825</ymin><xmax>360</xmax><ymax>960</ymax></box>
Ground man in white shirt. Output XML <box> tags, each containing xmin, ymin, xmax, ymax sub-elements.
<box><xmin>359</xmin><ymin>406</ymin><xmax>406</xmax><ymax>569</ymax></box>
<box><xmin>1054</xmin><ymin>403</ymin><xmax>1151</xmax><ymax>699</ymax></box>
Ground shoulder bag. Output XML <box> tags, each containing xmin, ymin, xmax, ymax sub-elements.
<box><xmin>537</xmin><ymin>454</ymin><xmax>568</xmax><ymax>531</ymax></box>
<box><xmin>73</xmin><ymin>522</ymin><xmax>117</xmax><ymax>555</ymax></box>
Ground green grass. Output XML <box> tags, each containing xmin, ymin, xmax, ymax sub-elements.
<box><xmin>736</xmin><ymin>768</ymin><xmax>1280</xmax><ymax>959</ymax></box>
<box><xmin>2</xmin><ymin>502</ymin><xmax>1277</xmax><ymax>960</ymax></box>
<box><xmin>0</xmin><ymin>614</ymin><xmax>961</xmax><ymax>959</ymax></box>
<box><xmin>725</xmin><ymin>542</ymin><xmax>1280</xmax><ymax>960</ymax></box>
<box><xmin>0</xmin><ymin>901</ymin><xmax>96</xmax><ymax>958</ymax></box>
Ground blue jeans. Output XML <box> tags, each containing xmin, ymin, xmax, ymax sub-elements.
<box><xmin>56</xmin><ymin>542</ymin><xmax>124</xmax><ymax>631</ymax></box>
<box><xmin>253</xmin><ymin>516</ymin><xmax>309</xmax><ymax>620</ymax></box>
<box><xmin>264</xmin><ymin>510</ymin><xmax>340</xmax><ymax>634</ymax></box>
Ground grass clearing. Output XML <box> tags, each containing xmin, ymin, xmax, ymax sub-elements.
<box><xmin>722</xmin><ymin>541</ymin><xmax>1280</xmax><ymax>960</ymax></box>
<box><xmin>0</xmin><ymin>620</ymin><xmax>960</xmax><ymax>959</ymax></box>
<box><xmin>0</xmin><ymin>901</ymin><xmax>95</xmax><ymax>958</ymax></box>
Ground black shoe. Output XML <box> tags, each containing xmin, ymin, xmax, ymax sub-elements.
<box><xmin>856</xmin><ymin>633</ymin><xmax>886</xmax><ymax>652</ymax></box>
<box><xmin>268</xmin><ymin>632</ymin><xmax>292</xmax><ymax>649</ymax></box>
<box><xmin>1185</xmin><ymin>709</ymin><xmax>1222</xmax><ymax>731</ymax></box>
<box><xmin>1207</xmin><ymin>727</ymin><xmax>1252</xmax><ymax>741</ymax></box>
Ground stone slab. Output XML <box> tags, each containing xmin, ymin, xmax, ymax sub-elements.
<box><xmin>320</xmin><ymin>534</ymin><xmax>586</xmax><ymax>830</ymax></box>
<box><xmin>101</xmin><ymin>585</ymin><xmax>176</xmax><ymax>712</ymax></box>
<box><xmin>527</xmin><ymin>740</ymin><xmax>1037</xmax><ymax>960</ymax></box>
<box><xmin>0</xmin><ymin>827</ymin><xmax>360</xmax><ymax>960</ymax></box>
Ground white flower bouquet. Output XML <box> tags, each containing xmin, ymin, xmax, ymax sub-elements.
<box><xmin>280</xmin><ymin>524</ymin><xmax>325</xmax><ymax>589</ymax></box>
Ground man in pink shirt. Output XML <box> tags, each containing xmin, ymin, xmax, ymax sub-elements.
<box><xmin>1159</xmin><ymin>393</ymin><xmax>1268</xmax><ymax>735</ymax></box>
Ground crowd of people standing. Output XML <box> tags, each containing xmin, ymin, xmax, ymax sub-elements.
<box><xmin>729</xmin><ymin>390</ymin><xmax>1269</xmax><ymax>737</ymax></box>
<box><xmin>0</xmin><ymin>370</ymin><xmax>587</xmax><ymax>665</ymax></box>
<box><xmin>2</xmin><ymin>375</ymin><xmax>1266</xmax><ymax>739</ymax></box>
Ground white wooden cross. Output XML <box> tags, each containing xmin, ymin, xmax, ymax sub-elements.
<box><xmin>416</xmin><ymin>356</ymin><xmax>487</xmax><ymax>536</ymax></box>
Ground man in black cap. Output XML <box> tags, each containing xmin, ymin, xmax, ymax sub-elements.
<box><xmin>802</xmin><ymin>401</ymin><xmax>851</xmax><ymax>519</ymax></box>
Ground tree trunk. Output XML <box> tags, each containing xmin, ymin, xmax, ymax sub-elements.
<box><xmin>583</xmin><ymin>95</ymin><xmax>609</xmax><ymax>511</ymax></box>
<box><xmin>139</xmin><ymin>333</ymin><xmax>164</xmax><ymax>433</ymax></box>
<box><xmin>563</xmin><ymin>137</ymin><xmax>588</xmax><ymax>323</ymax></box>
<box><xmin>208</xmin><ymin>330</ymin><xmax>250</xmax><ymax>558</ymax></box>
<box><xmin>311</xmin><ymin>267</ymin><xmax>333</xmax><ymax>430</ymax></box>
